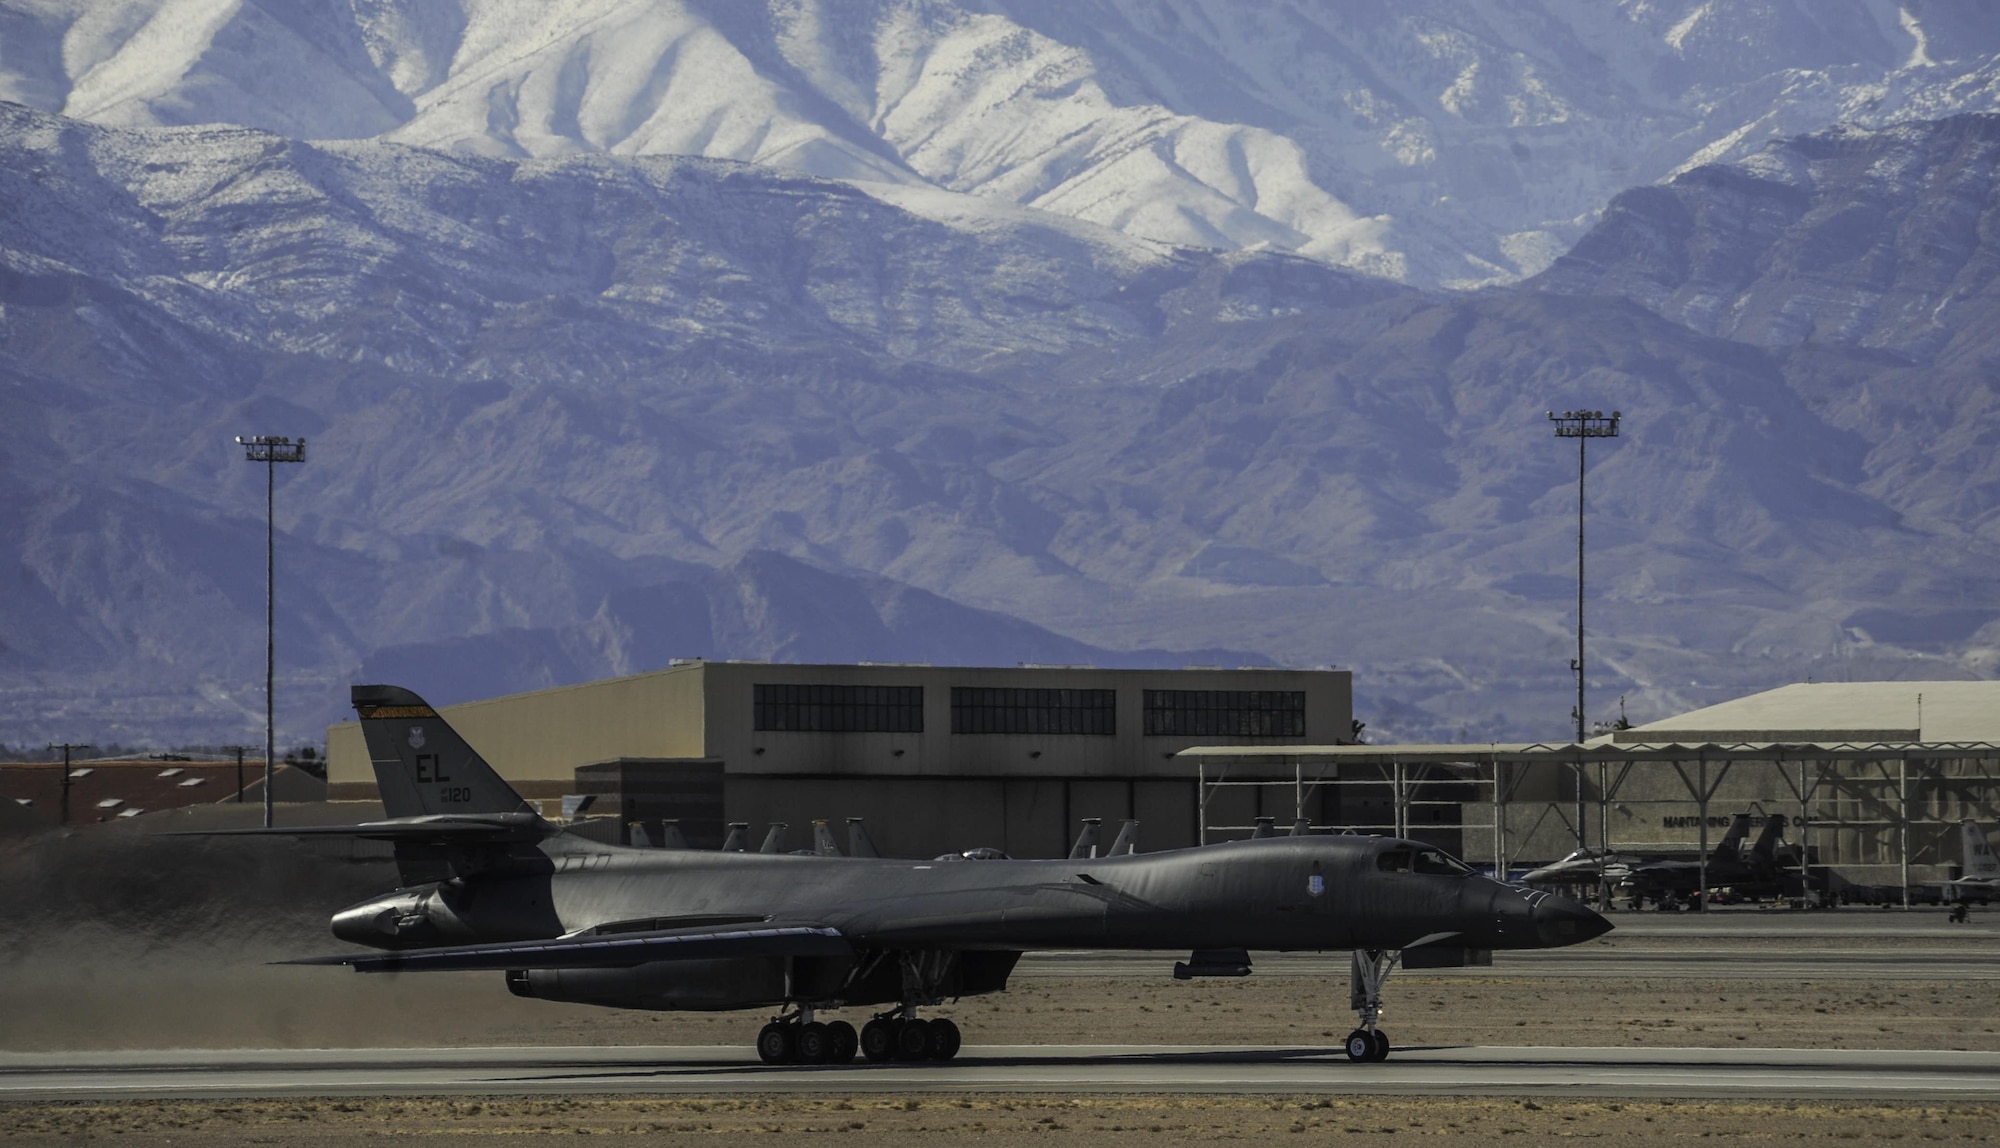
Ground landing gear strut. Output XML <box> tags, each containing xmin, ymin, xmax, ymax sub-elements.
<box><xmin>756</xmin><ymin>1006</ymin><xmax>859</xmax><ymax>1065</ymax></box>
<box><xmin>1345</xmin><ymin>948</ymin><xmax>1396</xmax><ymax>1063</ymax></box>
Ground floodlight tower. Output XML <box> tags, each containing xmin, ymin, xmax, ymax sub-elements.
<box><xmin>1548</xmin><ymin>409</ymin><xmax>1620</xmax><ymax>853</ymax></box>
<box><xmin>236</xmin><ymin>435</ymin><xmax>306</xmax><ymax>828</ymax></box>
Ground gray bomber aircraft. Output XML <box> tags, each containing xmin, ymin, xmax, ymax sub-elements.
<box><xmin>248</xmin><ymin>685</ymin><xmax>1612</xmax><ymax>1065</ymax></box>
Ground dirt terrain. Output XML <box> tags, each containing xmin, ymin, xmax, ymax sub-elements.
<box><xmin>6</xmin><ymin>1094</ymin><xmax>1997</xmax><ymax>1147</ymax></box>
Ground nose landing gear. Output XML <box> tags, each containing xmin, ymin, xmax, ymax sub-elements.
<box><xmin>1345</xmin><ymin>948</ymin><xmax>1398</xmax><ymax>1062</ymax></box>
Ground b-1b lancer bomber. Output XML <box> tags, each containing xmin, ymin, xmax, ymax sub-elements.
<box><xmin>240</xmin><ymin>685</ymin><xmax>1612</xmax><ymax>1065</ymax></box>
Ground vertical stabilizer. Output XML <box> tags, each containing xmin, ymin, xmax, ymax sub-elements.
<box><xmin>1108</xmin><ymin>818</ymin><xmax>1139</xmax><ymax>856</ymax></box>
<box><xmin>351</xmin><ymin>685</ymin><xmax>533</xmax><ymax>819</ymax></box>
<box><xmin>812</xmin><ymin>820</ymin><xmax>843</xmax><ymax>857</ymax></box>
<box><xmin>759</xmin><ymin>823</ymin><xmax>788</xmax><ymax>853</ymax></box>
<box><xmin>722</xmin><ymin>823</ymin><xmax>750</xmax><ymax>852</ymax></box>
<box><xmin>1713</xmin><ymin>813</ymin><xmax>1751</xmax><ymax>862</ymax></box>
<box><xmin>846</xmin><ymin>817</ymin><xmax>880</xmax><ymax>858</ymax></box>
<box><xmin>1748</xmin><ymin>814</ymin><xmax>1787</xmax><ymax>860</ymax></box>
<box><xmin>1068</xmin><ymin>818</ymin><xmax>1102</xmax><ymax>859</ymax></box>
<box><xmin>1964</xmin><ymin>820</ymin><xmax>1999</xmax><ymax>878</ymax></box>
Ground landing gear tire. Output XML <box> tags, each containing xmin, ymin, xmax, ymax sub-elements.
<box><xmin>827</xmin><ymin>1020</ymin><xmax>859</xmax><ymax>1064</ymax></box>
<box><xmin>1344</xmin><ymin>1029</ymin><xmax>1374</xmax><ymax>1062</ymax></box>
<box><xmin>796</xmin><ymin>1021</ymin><xmax>832</xmax><ymax>1065</ymax></box>
<box><xmin>757</xmin><ymin>1021</ymin><xmax>796</xmax><ymax>1065</ymax></box>
<box><xmin>1369</xmin><ymin>1029</ymin><xmax>1391</xmax><ymax>1062</ymax></box>
<box><xmin>860</xmin><ymin>1018</ymin><xmax>897</xmax><ymax>1063</ymax></box>
<box><xmin>896</xmin><ymin>1018</ymin><xmax>933</xmax><ymax>1060</ymax></box>
<box><xmin>927</xmin><ymin>1017</ymin><xmax>962</xmax><ymax>1061</ymax></box>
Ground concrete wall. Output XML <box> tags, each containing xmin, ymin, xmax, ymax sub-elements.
<box><xmin>726</xmin><ymin>775</ymin><xmax>1204</xmax><ymax>861</ymax></box>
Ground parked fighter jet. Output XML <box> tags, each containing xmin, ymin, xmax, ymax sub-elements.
<box><xmin>1615</xmin><ymin>814</ymin><xmax>1802</xmax><ymax>907</ymax></box>
<box><xmin>229</xmin><ymin>685</ymin><xmax>1611</xmax><ymax>1066</ymax></box>
<box><xmin>1928</xmin><ymin>820</ymin><xmax>2000</xmax><ymax>905</ymax></box>
<box><xmin>1520</xmin><ymin>813</ymin><xmax>1756</xmax><ymax>892</ymax></box>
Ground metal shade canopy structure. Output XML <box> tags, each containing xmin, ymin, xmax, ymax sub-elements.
<box><xmin>1178</xmin><ymin>738</ymin><xmax>2000</xmax><ymax>907</ymax></box>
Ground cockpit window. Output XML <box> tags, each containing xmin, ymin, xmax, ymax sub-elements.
<box><xmin>1415</xmin><ymin>849</ymin><xmax>1473</xmax><ymax>876</ymax></box>
<box><xmin>1378</xmin><ymin>846</ymin><xmax>1473</xmax><ymax>876</ymax></box>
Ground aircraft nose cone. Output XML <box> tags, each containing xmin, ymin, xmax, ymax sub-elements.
<box><xmin>1532</xmin><ymin>892</ymin><xmax>1612</xmax><ymax>947</ymax></box>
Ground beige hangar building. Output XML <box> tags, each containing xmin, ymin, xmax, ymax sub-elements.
<box><xmin>328</xmin><ymin>661</ymin><xmax>1353</xmax><ymax>860</ymax></box>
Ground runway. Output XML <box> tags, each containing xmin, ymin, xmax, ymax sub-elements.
<box><xmin>5</xmin><ymin>1044</ymin><xmax>1997</xmax><ymax>1101</ymax></box>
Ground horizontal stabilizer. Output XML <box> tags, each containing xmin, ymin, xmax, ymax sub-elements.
<box><xmin>286</xmin><ymin>924</ymin><xmax>849</xmax><ymax>973</ymax></box>
<box><xmin>175</xmin><ymin>813</ymin><xmax>549</xmax><ymax>845</ymax></box>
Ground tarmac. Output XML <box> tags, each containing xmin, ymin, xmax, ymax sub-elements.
<box><xmin>6</xmin><ymin>909</ymin><xmax>1997</xmax><ymax>1104</ymax></box>
<box><xmin>4</xmin><ymin>1044</ymin><xmax>1996</xmax><ymax>1101</ymax></box>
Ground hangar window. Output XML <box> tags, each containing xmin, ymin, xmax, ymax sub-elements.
<box><xmin>951</xmin><ymin>688</ymin><xmax>1116</xmax><ymax>735</ymax></box>
<box><xmin>753</xmin><ymin>684</ymin><xmax>923</xmax><ymax>733</ymax></box>
<box><xmin>1142</xmin><ymin>690</ymin><xmax>1305</xmax><ymax>737</ymax></box>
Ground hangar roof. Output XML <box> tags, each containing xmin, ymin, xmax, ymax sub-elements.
<box><xmin>1618</xmin><ymin>680</ymin><xmax>2000</xmax><ymax>744</ymax></box>
<box><xmin>1178</xmin><ymin>681</ymin><xmax>2000</xmax><ymax>765</ymax></box>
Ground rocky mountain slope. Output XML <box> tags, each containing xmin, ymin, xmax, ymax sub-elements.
<box><xmin>3</xmin><ymin>0</ymin><xmax>1997</xmax><ymax>287</ymax></box>
<box><xmin>5</xmin><ymin>99</ymin><xmax>2000</xmax><ymax>745</ymax></box>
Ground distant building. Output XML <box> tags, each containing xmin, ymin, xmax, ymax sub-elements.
<box><xmin>1181</xmin><ymin>679</ymin><xmax>2000</xmax><ymax>885</ymax></box>
<box><xmin>326</xmin><ymin>661</ymin><xmax>1353</xmax><ymax>859</ymax></box>
<box><xmin>0</xmin><ymin>758</ymin><xmax>321</xmax><ymax>828</ymax></box>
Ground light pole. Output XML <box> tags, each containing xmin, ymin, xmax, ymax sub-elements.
<box><xmin>1548</xmin><ymin>409</ymin><xmax>1619</xmax><ymax>852</ymax></box>
<box><xmin>236</xmin><ymin>434</ymin><xmax>306</xmax><ymax>828</ymax></box>
<box><xmin>223</xmin><ymin>745</ymin><xmax>251</xmax><ymax>803</ymax></box>
<box><xmin>48</xmin><ymin>742</ymin><xmax>91</xmax><ymax>825</ymax></box>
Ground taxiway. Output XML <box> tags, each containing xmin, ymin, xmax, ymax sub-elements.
<box><xmin>4</xmin><ymin>1044</ymin><xmax>1996</xmax><ymax>1102</ymax></box>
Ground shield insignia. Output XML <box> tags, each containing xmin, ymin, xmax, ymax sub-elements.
<box><xmin>1308</xmin><ymin>861</ymin><xmax>1325</xmax><ymax>897</ymax></box>
<box><xmin>407</xmin><ymin>726</ymin><xmax>426</xmax><ymax>749</ymax></box>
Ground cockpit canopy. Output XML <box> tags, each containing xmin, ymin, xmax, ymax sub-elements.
<box><xmin>1376</xmin><ymin>845</ymin><xmax>1474</xmax><ymax>876</ymax></box>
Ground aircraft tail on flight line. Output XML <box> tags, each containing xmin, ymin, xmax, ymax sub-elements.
<box><xmin>350</xmin><ymin>684</ymin><xmax>537</xmax><ymax>819</ymax></box>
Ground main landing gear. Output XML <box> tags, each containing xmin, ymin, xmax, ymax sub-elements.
<box><xmin>1344</xmin><ymin>948</ymin><xmax>1396</xmax><ymax>1063</ymax></box>
<box><xmin>860</xmin><ymin>1007</ymin><xmax>963</xmax><ymax>1062</ymax></box>
<box><xmin>756</xmin><ymin>1007</ymin><xmax>859</xmax><ymax>1065</ymax></box>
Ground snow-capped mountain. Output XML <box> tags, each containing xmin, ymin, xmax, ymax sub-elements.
<box><xmin>3</xmin><ymin>0</ymin><xmax>1997</xmax><ymax>287</ymax></box>
<box><xmin>5</xmin><ymin>93</ymin><xmax>2000</xmax><ymax>745</ymax></box>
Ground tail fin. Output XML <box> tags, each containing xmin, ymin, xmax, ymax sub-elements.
<box><xmin>722</xmin><ymin>823</ymin><xmax>750</xmax><ymax>852</ymax></box>
<box><xmin>812</xmin><ymin>820</ymin><xmax>843</xmax><ymax>857</ymax></box>
<box><xmin>1748</xmin><ymin>814</ymin><xmax>1787</xmax><ymax>860</ymax></box>
<box><xmin>1069</xmin><ymin>818</ymin><xmax>1102</xmax><ymax>859</ymax></box>
<box><xmin>1713</xmin><ymin>813</ymin><xmax>1751</xmax><ymax>862</ymax></box>
<box><xmin>759</xmin><ymin>822</ymin><xmax>788</xmax><ymax>853</ymax></box>
<box><xmin>1108</xmin><ymin>818</ymin><xmax>1139</xmax><ymax>856</ymax></box>
<box><xmin>1964</xmin><ymin>820</ymin><xmax>1999</xmax><ymax>878</ymax></box>
<box><xmin>846</xmin><ymin>817</ymin><xmax>880</xmax><ymax>858</ymax></box>
<box><xmin>352</xmin><ymin>684</ymin><xmax>534</xmax><ymax>819</ymax></box>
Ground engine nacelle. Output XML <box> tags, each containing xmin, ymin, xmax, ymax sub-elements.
<box><xmin>331</xmin><ymin>877</ymin><xmax>560</xmax><ymax>949</ymax></box>
<box><xmin>505</xmin><ymin>958</ymin><xmax>791</xmax><ymax>1011</ymax></box>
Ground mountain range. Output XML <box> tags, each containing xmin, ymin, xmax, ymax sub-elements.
<box><xmin>2</xmin><ymin>2</ymin><xmax>1999</xmax><ymax>747</ymax></box>
<box><xmin>6</xmin><ymin>0</ymin><xmax>2000</xmax><ymax>287</ymax></box>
